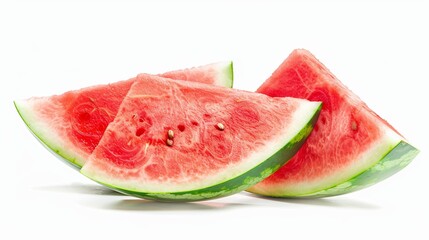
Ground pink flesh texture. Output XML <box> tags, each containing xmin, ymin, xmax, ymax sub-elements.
<box><xmin>30</xmin><ymin>66</ymin><xmax>224</xmax><ymax>161</ymax></box>
<box><xmin>255</xmin><ymin>49</ymin><xmax>398</xmax><ymax>186</ymax></box>
<box><xmin>86</xmin><ymin>74</ymin><xmax>300</xmax><ymax>183</ymax></box>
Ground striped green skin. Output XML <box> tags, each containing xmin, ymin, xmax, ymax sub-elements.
<box><xmin>84</xmin><ymin>105</ymin><xmax>321</xmax><ymax>202</ymax></box>
<box><xmin>14</xmin><ymin>62</ymin><xmax>234</xmax><ymax>171</ymax></box>
<box><xmin>289</xmin><ymin>141</ymin><xmax>419</xmax><ymax>198</ymax></box>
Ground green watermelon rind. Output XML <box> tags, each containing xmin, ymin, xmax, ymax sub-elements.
<box><xmin>81</xmin><ymin>103</ymin><xmax>322</xmax><ymax>202</ymax></box>
<box><xmin>293</xmin><ymin>140</ymin><xmax>419</xmax><ymax>198</ymax></box>
<box><xmin>14</xmin><ymin>100</ymin><xmax>82</xmax><ymax>169</ymax></box>
<box><xmin>14</xmin><ymin>62</ymin><xmax>235</xmax><ymax>170</ymax></box>
<box><xmin>184</xmin><ymin>61</ymin><xmax>233</xmax><ymax>88</ymax></box>
<box><xmin>214</xmin><ymin>61</ymin><xmax>234</xmax><ymax>88</ymax></box>
<box><xmin>249</xmin><ymin>138</ymin><xmax>419</xmax><ymax>198</ymax></box>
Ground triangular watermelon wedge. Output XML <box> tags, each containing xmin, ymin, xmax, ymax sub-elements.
<box><xmin>249</xmin><ymin>49</ymin><xmax>419</xmax><ymax>197</ymax></box>
<box><xmin>80</xmin><ymin>74</ymin><xmax>321</xmax><ymax>201</ymax></box>
<box><xmin>14</xmin><ymin>62</ymin><xmax>233</xmax><ymax>169</ymax></box>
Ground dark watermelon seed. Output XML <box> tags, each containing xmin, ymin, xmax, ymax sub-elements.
<box><xmin>178</xmin><ymin>124</ymin><xmax>185</xmax><ymax>132</ymax></box>
<box><xmin>136</xmin><ymin>127</ymin><xmax>146</xmax><ymax>137</ymax></box>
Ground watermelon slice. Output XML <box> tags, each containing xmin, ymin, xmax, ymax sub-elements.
<box><xmin>80</xmin><ymin>74</ymin><xmax>321</xmax><ymax>201</ymax></box>
<box><xmin>248</xmin><ymin>49</ymin><xmax>419</xmax><ymax>197</ymax></box>
<box><xmin>14</xmin><ymin>62</ymin><xmax>233</xmax><ymax>169</ymax></box>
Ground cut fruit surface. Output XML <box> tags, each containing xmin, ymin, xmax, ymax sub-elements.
<box><xmin>14</xmin><ymin>62</ymin><xmax>234</xmax><ymax>169</ymax></box>
<box><xmin>249</xmin><ymin>49</ymin><xmax>419</xmax><ymax>197</ymax></box>
<box><xmin>81</xmin><ymin>74</ymin><xmax>321</xmax><ymax>201</ymax></box>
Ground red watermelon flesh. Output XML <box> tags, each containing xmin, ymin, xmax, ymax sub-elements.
<box><xmin>249</xmin><ymin>49</ymin><xmax>419</xmax><ymax>197</ymax></box>
<box><xmin>81</xmin><ymin>74</ymin><xmax>321</xmax><ymax>201</ymax></box>
<box><xmin>15</xmin><ymin>62</ymin><xmax>233</xmax><ymax>169</ymax></box>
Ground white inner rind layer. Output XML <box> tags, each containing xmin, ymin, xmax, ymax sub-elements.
<box><xmin>205</xmin><ymin>61</ymin><xmax>234</xmax><ymax>88</ymax></box>
<box><xmin>81</xmin><ymin>101</ymin><xmax>321</xmax><ymax>194</ymax></box>
<box><xmin>251</xmin><ymin>125</ymin><xmax>404</xmax><ymax>196</ymax></box>
<box><xmin>14</xmin><ymin>99</ymin><xmax>87</xmax><ymax>166</ymax></box>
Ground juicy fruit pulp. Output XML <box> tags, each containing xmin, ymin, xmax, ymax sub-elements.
<box><xmin>81</xmin><ymin>74</ymin><xmax>321</xmax><ymax>201</ymax></box>
<box><xmin>248</xmin><ymin>49</ymin><xmax>419</xmax><ymax>197</ymax></box>
<box><xmin>14</xmin><ymin>62</ymin><xmax>234</xmax><ymax>169</ymax></box>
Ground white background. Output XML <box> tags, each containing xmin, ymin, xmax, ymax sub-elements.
<box><xmin>1</xmin><ymin>0</ymin><xmax>428</xmax><ymax>239</ymax></box>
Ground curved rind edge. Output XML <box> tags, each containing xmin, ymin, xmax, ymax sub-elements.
<box><xmin>214</xmin><ymin>61</ymin><xmax>234</xmax><ymax>88</ymax></box>
<box><xmin>301</xmin><ymin>140</ymin><xmax>419</xmax><ymax>198</ymax></box>
<box><xmin>81</xmin><ymin>103</ymin><xmax>322</xmax><ymax>202</ymax></box>
<box><xmin>262</xmin><ymin>140</ymin><xmax>419</xmax><ymax>198</ymax></box>
<box><xmin>13</xmin><ymin>100</ymin><xmax>82</xmax><ymax>170</ymax></box>
<box><xmin>229</xmin><ymin>61</ymin><xmax>234</xmax><ymax>88</ymax></box>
